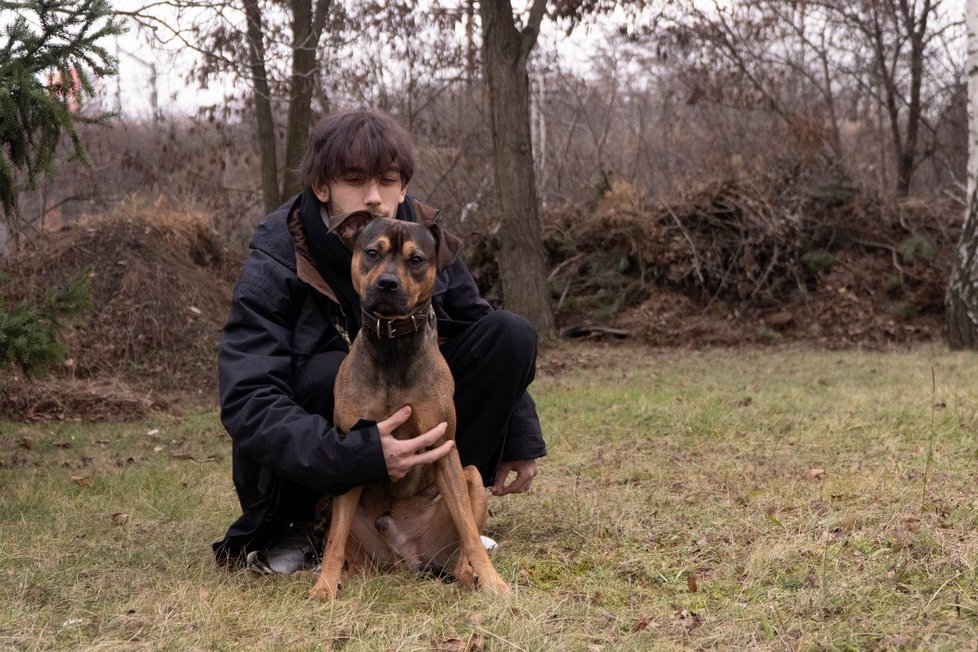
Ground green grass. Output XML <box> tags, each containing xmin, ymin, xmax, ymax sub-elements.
<box><xmin>3</xmin><ymin>344</ymin><xmax>978</xmax><ymax>650</ymax></box>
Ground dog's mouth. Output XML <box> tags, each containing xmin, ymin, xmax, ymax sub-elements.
<box><xmin>361</xmin><ymin>295</ymin><xmax>412</xmax><ymax>320</ymax></box>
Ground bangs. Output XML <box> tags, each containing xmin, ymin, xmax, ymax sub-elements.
<box><xmin>299</xmin><ymin>110</ymin><xmax>415</xmax><ymax>188</ymax></box>
<box><xmin>336</xmin><ymin>125</ymin><xmax>403</xmax><ymax>178</ymax></box>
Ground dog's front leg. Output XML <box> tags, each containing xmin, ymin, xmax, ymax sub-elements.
<box><xmin>309</xmin><ymin>486</ymin><xmax>363</xmax><ymax>600</ymax></box>
<box><xmin>434</xmin><ymin>449</ymin><xmax>509</xmax><ymax>593</ymax></box>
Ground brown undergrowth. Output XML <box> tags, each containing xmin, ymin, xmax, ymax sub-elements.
<box><xmin>0</xmin><ymin>197</ymin><xmax>240</xmax><ymax>419</ymax></box>
<box><xmin>0</xmin><ymin>171</ymin><xmax>961</xmax><ymax>420</ymax></box>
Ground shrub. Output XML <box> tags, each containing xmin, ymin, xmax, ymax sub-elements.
<box><xmin>0</xmin><ymin>268</ymin><xmax>90</xmax><ymax>376</ymax></box>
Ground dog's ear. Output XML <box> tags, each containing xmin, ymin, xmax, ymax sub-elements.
<box><xmin>429</xmin><ymin>223</ymin><xmax>461</xmax><ymax>271</ymax></box>
<box><xmin>333</xmin><ymin>211</ymin><xmax>375</xmax><ymax>250</ymax></box>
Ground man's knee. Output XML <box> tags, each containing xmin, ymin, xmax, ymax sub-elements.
<box><xmin>482</xmin><ymin>310</ymin><xmax>537</xmax><ymax>359</ymax></box>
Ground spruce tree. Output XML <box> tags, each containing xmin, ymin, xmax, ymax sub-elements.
<box><xmin>0</xmin><ymin>267</ymin><xmax>90</xmax><ymax>375</ymax></box>
<box><xmin>0</xmin><ymin>0</ymin><xmax>123</xmax><ymax>215</ymax></box>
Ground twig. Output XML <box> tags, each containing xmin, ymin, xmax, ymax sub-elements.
<box><xmin>922</xmin><ymin>366</ymin><xmax>936</xmax><ymax>508</ymax></box>
<box><xmin>662</xmin><ymin>201</ymin><xmax>705</xmax><ymax>285</ymax></box>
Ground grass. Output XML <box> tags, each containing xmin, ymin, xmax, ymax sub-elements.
<box><xmin>3</xmin><ymin>344</ymin><xmax>978</xmax><ymax>650</ymax></box>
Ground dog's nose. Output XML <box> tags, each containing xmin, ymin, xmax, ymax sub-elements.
<box><xmin>376</xmin><ymin>274</ymin><xmax>400</xmax><ymax>292</ymax></box>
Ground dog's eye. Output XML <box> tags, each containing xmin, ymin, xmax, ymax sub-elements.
<box><xmin>408</xmin><ymin>255</ymin><xmax>425</xmax><ymax>266</ymax></box>
<box><xmin>364</xmin><ymin>248</ymin><xmax>380</xmax><ymax>261</ymax></box>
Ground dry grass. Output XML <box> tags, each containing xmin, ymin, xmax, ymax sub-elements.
<box><xmin>3</xmin><ymin>344</ymin><xmax>978</xmax><ymax>650</ymax></box>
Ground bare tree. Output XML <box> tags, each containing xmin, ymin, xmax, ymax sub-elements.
<box><xmin>126</xmin><ymin>0</ymin><xmax>333</xmax><ymax>214</ymax></box>
<box><xmin>478</xmin><ymin>0</ymin><xmax>556</xmax><ymax>337</ymax></box>
<box><xmin>669</xmin><ymin>0</ymin><xmax>961</xmax><ymax>196</ymax></box>
<box><xmin>946</xmin><ymin>0</ymin><xmax>978</xmax><ymax>348</ymax></box>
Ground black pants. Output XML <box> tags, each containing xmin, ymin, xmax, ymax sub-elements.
<box><xmin>282</xmin><ymin>311</ymin><xmax>539</xmax><ymax>522</ymax></box>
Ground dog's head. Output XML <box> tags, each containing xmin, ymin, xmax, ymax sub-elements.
<box><xmin>344</xmin><ymin>216</ymin><xmax>439</xmax><ymax>319</ymax></box>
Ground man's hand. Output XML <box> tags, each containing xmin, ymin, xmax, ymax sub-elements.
<box><xmin>378</xmin><ymin>405</ymin><xmax>453</xmax><ymax>482</ymax></box>
<box><xmin>490</xmin><ymin>459</ymin><xmax>539</xmax><ymax>496</ymax></box>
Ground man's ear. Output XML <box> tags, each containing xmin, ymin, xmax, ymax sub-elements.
<box><xmin>429</xmin><ymin>223</ymin><xmax>461</xmax><ymax>270</ymax></box>
<box><xmin>312</xmin><ymin>182</ymin><xmax>330</xmax><ymax>203</ymax></box>
<box><xmin>334</xmin><ymin>211</ymin><xmax>375</xmax><ymax>250</ymax></box>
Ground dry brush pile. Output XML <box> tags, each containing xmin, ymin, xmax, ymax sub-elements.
<box><xmin>533</xmin><ymin>166</ymin><xmax>955</xmax><ymax>347</ymax></box>
<box><xmin>0</xmin><ymin>199</ymin><xmax>240</xmax><ymax>419</ymax></box>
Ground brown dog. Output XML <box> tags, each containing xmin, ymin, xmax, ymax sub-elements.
<box><xmin>308</xmin><ymin>214</ymin><xmax>509</xmax><ymax>600</ymax></box>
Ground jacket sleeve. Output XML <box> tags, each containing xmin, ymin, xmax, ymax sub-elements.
<box><xmin>218</xmin><ymin>250</ymin><xmax>389</xmax><ymax>494</ymax></box>
<box><xmin>501</xmin><ymin>392</ymin><xmax>547</xmax><ymax>462</ymax></box>
<box><xmin>436</xmin><ymin>258</ymin><xmax>493</xmax><ymax>323</ymax></box>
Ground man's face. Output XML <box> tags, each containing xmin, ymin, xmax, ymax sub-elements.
<box><xmin>313</xmin><ymin>167</ymin><xmax>407</xmax><ymax>219</ymax></box>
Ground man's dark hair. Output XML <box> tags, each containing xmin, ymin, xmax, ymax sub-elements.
<box><xmin>298</xmin><ymin>109</ymin><xmax>415</xmax><ymax>189</ymax></box>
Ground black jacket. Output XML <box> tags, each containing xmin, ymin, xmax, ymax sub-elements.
<box><xmin>213</xmin><ymin>192</ymin><xmax>540</xmax><ymax>563</ymax></box>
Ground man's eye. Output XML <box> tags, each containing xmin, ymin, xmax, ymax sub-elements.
<box><xmin>344</xmin><ymin>175</ymin><xmax>365</xmax><ymax>184</ymax></box>
<box><xmin>381</xmin><ymin>175</ymin><xmax>401</xmax><ymax>185</ymax></box>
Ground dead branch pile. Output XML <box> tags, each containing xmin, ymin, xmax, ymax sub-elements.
<box><xmin>537</xmin><ymin>168</ymin><xmax>956</xmax><ymax>345</ymax></box>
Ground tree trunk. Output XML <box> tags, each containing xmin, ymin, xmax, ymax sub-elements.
<box><xmin>281</xmin><ymin>0</ymin><xmax>331</xmax><ymax>199</ymax></box>
<box><xmin>479</xmin><ymin>0</ymin><xmax>555</xmax><ymax>338</ymax></box>
<box><xmin>946</xmin><ymin>0</ymin><xmax>978</xmax><ymax>349</ymax></box>
<box><xmin>243</xmin><ymin>0</ymin><xmax>280</xmax><ymax>214</ymax></box>
<box><xmin>896</xmin><ymin>0</ymin><xmax>929</xmax><ymax>197</ymax></box>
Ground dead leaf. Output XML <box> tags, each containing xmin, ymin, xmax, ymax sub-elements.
<box><xmin>631</xmin><ymin>617</ymin><xmax>653</xmax><ymax>632</ymax></box>
<box><xmin>111</xmin><ymin>513</ymin><xmax>129</xmax><ymax>525</ymax></box>
<box><xmin>153</xmin><ymin>446</ymin><xmax>164</xmax><ymax>453</ymax></box>
<box><xmin>736</xmin><ymin>396</ymin><xmax>753</xmax><ymax>407</ymax></box>
<box><xmin>70</xmin><ymin>474</ymin><xmax>92</xmax><ymax>487</ymax></box>
<box><xmin>169</xmin><ymin>451</ymin><xmax>194</xmax><ymax>460</ymax></box>
<box><xmin>432</xmin><ymin>638</ymin><xmax>466</xmax><ymax>652</ymax></box>
<box><xmin>807</xmin><ymin>468</ymin><xmax>826</xmax><ymax>479</ymax></box>
<box><xmin>468</xmin><ymin>634</ymin><xmax>486</xmax><ymax>651</ymax></box>
<box><xmin>687</xmin><ymin>573</ymin><xmax>698</xmax><ymax>593</ymax></box>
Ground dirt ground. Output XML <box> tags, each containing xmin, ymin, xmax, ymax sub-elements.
<box><xmin>0</xmin><ymin>181</ymin><xmax>959</xmax><ymax>420</ymax></box>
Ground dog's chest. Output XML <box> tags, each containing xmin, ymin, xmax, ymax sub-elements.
<box><xmin>388</xmin><ymin>464</ymin><xmax>436</xmax><ymax>498</ymax></box>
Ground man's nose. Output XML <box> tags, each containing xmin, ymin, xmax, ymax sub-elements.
<box><xmin>363</xmin><ymin>180</ymin><xmax>382</xmax><ymax>205</ymax></box>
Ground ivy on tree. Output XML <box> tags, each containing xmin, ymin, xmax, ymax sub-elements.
<box><xmin>0</xmin><ymin>0</ymin><xmax>124</xmax><ymax>215</ymax></box>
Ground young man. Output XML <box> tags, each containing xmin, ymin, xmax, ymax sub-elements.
<box><xmin>213</xmin><ymin>109</ymin><xmax>546</xmax><ymax>573</ymax></box>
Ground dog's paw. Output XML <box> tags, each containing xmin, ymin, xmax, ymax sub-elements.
<box><xmin>308</xmin><ymin>578</ymin><xmax>341</xmax><ymax>601</ymax></box>
<box><xmin>474</xmin><ymin>569</ymin><xmax>510</xmax><ymax>594</ymax></box>
<box><xmin>454</xmin><ymin>560</ymin><xmax>477</xmax><ymax>588</ymax></box>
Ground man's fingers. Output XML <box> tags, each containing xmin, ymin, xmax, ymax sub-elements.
<box><xmin>378</xmin><ymin>405</ymin><xmax>412</xmax><ymax>434</ymax></box>
<box><xmin>490</xmin><ymin>460</ymin><xmax>539</xmax><ymax>496</ymax></box>
<box><xmin>491</xmin><ymin>474</ymin><xmax>516</xmax><ymax>496</ymax></box>
<box><xmin>408</xmin><ymin>439</ymin><xmax>454</xmax><ymax>468</ymax></box>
